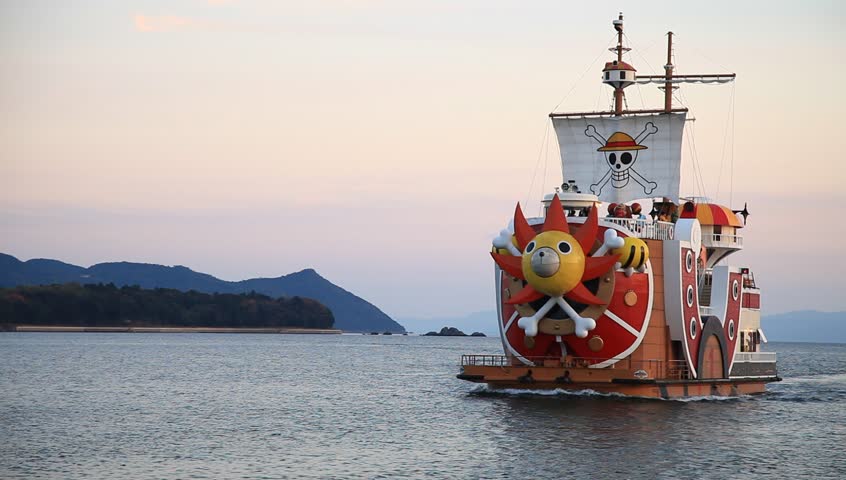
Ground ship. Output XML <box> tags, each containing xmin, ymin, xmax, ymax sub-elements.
<box><xmin>457</xmin><ymin>14</ymin><xmax>779</xmax><ymax>399</ymax></box>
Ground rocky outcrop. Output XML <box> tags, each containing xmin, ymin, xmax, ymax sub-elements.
<box><xmin>424</xmin><ymin>327</ymin><xmax>467</xmax><ymax>336</ymax></box>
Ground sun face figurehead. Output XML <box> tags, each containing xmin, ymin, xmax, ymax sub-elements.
<box><xmin>521</xmin><ymin>230</ymin><xmax>586</xmax><ymax>297</ymax></box>
<box><xmin>491</xmin><ymin>194</ymin><xmax>619</xmax><ymax>307</ymax></box>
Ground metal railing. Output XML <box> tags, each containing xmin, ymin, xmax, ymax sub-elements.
<box><xmin>460</xmin><ymin>354</ymin><xmax>513</xmax><ymax>367</ymax></box>
<box><xmin>706</xmin><ymin>233</ymin><xmax>743</xmax><ymax>248</ymax></box>
<box><xmin>460</xmin><ymin>355</ymin><xmax>692</xmax><ymax>380</ymax></box>
<box><xmin>600</xmin><ymin>218</ymin><xmax>675</xmax><ymax>241</ymax></box>
<box><xmin>733</xmin><ymin>352</ymin><xmax>777</xmax><ymax>363</ymax></box>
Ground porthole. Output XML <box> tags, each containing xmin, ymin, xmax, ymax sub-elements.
<box><xmin>728</xmin><ymin>319</ymin><xmax>736</xmax><ymax>340</ymax></box>
<box><xmin>686</xmin><ymin>285</ymin><xmax>695</xmax><ymax>307</ymax></box>
<box><xmin>732</xmin><ymin>279</ymin><xmax>740</xmax><ymax>300</ymax></box>
<box><xmin>689</xmin><ymin>317</ymin><xmax>697</xmax><ymax>339</ymax></box>
<box><xmin>685</xmin><ymin>250</ymin><xmax>694</xmax><ymax>273</ymax></box>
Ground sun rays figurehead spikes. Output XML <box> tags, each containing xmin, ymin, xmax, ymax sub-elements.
<box><xmin>491</xmin><ymin>195</ymin><xmax>619</xmax><ymax>307</ymax></box>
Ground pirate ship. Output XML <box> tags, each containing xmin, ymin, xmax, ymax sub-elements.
<box><xmin>457</xmin><ymin>15</ymin><xmax>778</xmax><ymax>398</ymax></box>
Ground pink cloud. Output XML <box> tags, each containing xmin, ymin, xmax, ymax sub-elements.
<box><xmin>134</xmin><ymin>14</ymin><xmax>219</xmax><ymax>33</ymax></box>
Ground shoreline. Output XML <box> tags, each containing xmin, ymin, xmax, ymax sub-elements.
<box><xmin>10</xmin><ymin>326</ymin><xmax>342</xmax><ymax>334</ymax></box>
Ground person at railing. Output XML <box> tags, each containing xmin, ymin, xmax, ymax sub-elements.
<box><xmin>555</xmin><ymin>370</ymin><xmax>573</xmax><ymax>384</ymax></box>
<box><xmin>632</xmin><ymin>202</ymin><xmax>646</xmax><ymax>220</ymax></box>
<box><xmin>681</xmin><ymin>201</ymin><xmax>695</xmax><ymax>217</ymax></box>
<box><xmin>517</xmin><ymin>369</ymin><xmax>534</xmax><ymax>384</ymax></box>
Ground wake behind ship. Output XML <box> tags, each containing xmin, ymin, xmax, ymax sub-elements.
<box><xmin>457</xmin><ymin>14</ymin><xmax>778</xmax><ymax>399</ymax></box>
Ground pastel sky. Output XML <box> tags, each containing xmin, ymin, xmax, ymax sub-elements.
<box><xmin>1</xmin><ymin>0</ymin><xmax>844</xmax><ymax>319</ymax></box>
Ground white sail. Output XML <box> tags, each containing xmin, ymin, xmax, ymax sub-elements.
<box><xmin>552</xmin><ymin>113</ymin><xmax>686</xmax><ymax>204</ymax></box>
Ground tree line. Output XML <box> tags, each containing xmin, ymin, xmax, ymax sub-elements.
<box><xmin>0</xmin><ymin>283</ymin><xmax>334</xmax><ymax>330</ymax></box>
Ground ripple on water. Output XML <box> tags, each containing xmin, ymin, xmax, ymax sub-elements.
<box><xmin>0</xmin><ymin>335</ymin><xmax>844</xmax><ymax>479</ymax></box>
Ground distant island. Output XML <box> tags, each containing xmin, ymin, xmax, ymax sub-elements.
<box><xmin>424</xmin><ymin>327</ymin><xmax>486</xmax><ymax>337</ymax></box>
<box><xmin>0</xmin><ymin>253</ymin><xmax>405</xmax><ymax>333</ymax></box>
<box><xmin>0</xmin><ymin>283</ymin><xmax>336</xmax><ymax>332</ymax></box>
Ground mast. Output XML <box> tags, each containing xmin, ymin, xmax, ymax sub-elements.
<box><xmin>548</xmin><ymin>15</ymin><xmax>738</xmax><ymax>206</ymax></box>
<box><xmin>550</xmin><ymin>14</ymin><xmax>735</xmax><ymax>119</ymax></box>
<box><xmin>664</xmin><ymin>32</ymin><xmax>674</xmax><ymax>112</ymax></box>
<box><xmin>635</xmin><ymin>31</ymin><xmax>736</xmax><ymax>102</ymax></box>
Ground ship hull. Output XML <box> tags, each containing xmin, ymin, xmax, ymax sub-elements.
<box><xmin>463</xmin><ymin>219</ymin><xmax>777</xmax><ymax>399</ymax></box>
<box><xmin>458</xmin><ymin>364</ymin><xmax>780</xmax><ymax>399</ymax></box>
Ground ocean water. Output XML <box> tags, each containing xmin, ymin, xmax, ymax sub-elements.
<box><xmin>1</xmin><ymin>334</ymin><xmax>844</xmax><ymax>479</ymax></box>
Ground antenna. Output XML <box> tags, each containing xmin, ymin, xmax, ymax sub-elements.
<box><xmin>613</xmin><ymin>13</ymin><xmax>625</xmax><ymax>115</ymax></box>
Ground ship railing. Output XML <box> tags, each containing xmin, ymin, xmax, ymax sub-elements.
<box><xmin>600</xmin><ymin>218</ymin><xmax>675</xmax><ymax>241</ymax></box>
<box><xmin>733</xmin><ymin>352</ymin><xmax>777</xmax><ymax>363</ymax></box>
<box><xmin>460</xmin><ymin>355</ymin><xmax>692</xmax><ymax>380</ymax></box>
<box><xmin>460</xmin><ymin>355</ymin><xmax>513</xmax><ymax>367</ymax></box>
<box><xmin>706</xmin><ymin>233</ymin><xmax>743</xmax><ymax>248</ymax></box>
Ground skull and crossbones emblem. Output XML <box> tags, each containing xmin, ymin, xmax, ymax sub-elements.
<box><xmin>585</xmin><ymin>122</ymin><xmax>659</xmax><ymax>196</ymax></box>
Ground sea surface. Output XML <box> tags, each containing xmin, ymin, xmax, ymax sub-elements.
<box><xmin>1</xmin><ymin>334</ymin><xmax>844</xmax><ymax>479</ymax></box>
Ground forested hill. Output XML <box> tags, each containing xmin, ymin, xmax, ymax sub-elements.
<box><xmin>0</xmin><ymin>283</ymin><xmax>335</xmax><ymax>330</ymax></box>
<box><xmin>0</xmin><ymin>253</ymin><xmax>405</xmax><ymax>333</ymax></box>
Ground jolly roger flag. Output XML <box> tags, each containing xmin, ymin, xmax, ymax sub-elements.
<box><xmin>551</xmin><ymin>113</ymin><xmax>686</xmax><ymax>204</ymax></box>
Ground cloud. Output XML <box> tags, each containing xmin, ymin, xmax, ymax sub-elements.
<box><xmin>133</xmin><ymin>14</ymin><xmax>221</xmax><ymax>33</ymax></box>
<box><xmin>132</xmin><ymin>13</ymin><xmax>279</xmax><ymax>34</ymax></box>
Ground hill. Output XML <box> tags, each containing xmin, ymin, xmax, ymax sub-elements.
<box><xmin>0</xmin><ymin>283</ymin><xmax>334</xmax><ymax>330</ymax></box>
<box><xmin>0</xmin><ymin>253</ymin><xmax>404</xmax><ymax>333</ymax></box>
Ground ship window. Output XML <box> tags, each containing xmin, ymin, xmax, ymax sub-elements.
<box><xmin>605</xmin><ymin>71</ymin><xmax>610</xmax><ymax>80</ymax></box>
<box><xmin>689</xmin><ymin>318</ymin><xmax>697</xmax><ymax>339</ymax></box>
<box><xmin>620</xmin><ymin>71</ymin><xmax>626</xmax><ymax>79</ymax></box>
<box><xmin>685</xmin><ymin>251</ymin><xmax>694</xmax><ymax>273</ymax></box>
<box><xmin>686</xmin><ymin>285</ymin><xmax>695</xmax><ymax>307</ymax></box>
<box><xmin>728</xmin><ymin>319</ymin><xmax>736</xmax><ymax>340</ymax></box>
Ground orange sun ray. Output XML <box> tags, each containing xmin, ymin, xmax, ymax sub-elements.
<box><xmin>565</xmin><ymin>282</ymin><xmax>605</xmax><ymax>305</ymax></box>
<box><xmin>513</xmin><ymin>204</ymin><xmax>535</xmax><ymax>250</ymax></box>
<box><xmin>542</xmin><ymin>194</ymin><xmax>570</xmax><ymax>233</ymax></box>
<box><xmin>506</xmin><ymin>284</ymin><xmax>545</xmax><ymax>305</ymax></box>
<box><xmin>491</xmin><ymin>252</ymin><xmax>525</xmax><ymax>279</ymax></box>
<box><xmin>583</xmin><ymin>254</ymin><xmax>619</xmax><ymax>280</ymax></box>
<box><xmin>573</xmin><ymin>206</ymin><xmax>598</xmax><ymax>253</ymax></box>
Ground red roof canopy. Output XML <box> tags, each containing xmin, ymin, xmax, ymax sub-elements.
<box><xmin>679</xmin><ymin>203</ymin><xmax>743</xmax><ymax>228</ymax></box>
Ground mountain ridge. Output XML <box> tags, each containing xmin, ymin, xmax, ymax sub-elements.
<box><xmin>0</xmin><ymin>253</ymin><xmax>404</xmax><ymax>333</ymax></box>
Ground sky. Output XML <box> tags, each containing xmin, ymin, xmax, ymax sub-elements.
<box><xmin>1</xmin><ymin>0</ymin><xmax>844</xmax><ymax>319</ymax></box>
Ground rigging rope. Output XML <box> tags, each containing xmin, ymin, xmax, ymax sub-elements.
<box><xmin>715</xmin><ymin>81</ymin><xmax>737</xmax><ymax>203</ymax></box>
<box><xmin>623</xmin><ymin>32</ymin><xmax>654</xmax><ymax>110</ymax></box>
<box><xmin>526</xmin><ymin>34</ymin><xmax>617</xmax><ymax>211</ymax></box>
<box><xmin>551</xmin><ymin>34</ymin><xmax>617</xmax><ymax>112</ymax></box>
<box><xmin>524</xmin><ymin>121</ymin><xmax>551</xmax><ymax>209</ymax></box>
<box><xmin>729</xmin><ymin>80</ymin><xmax>736</xmax><ymax>205</ymax></box>
<box><xmin>540</xmin><ymin>124</ymin><xmax>552</xmax><ymax>217</ymax></box>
